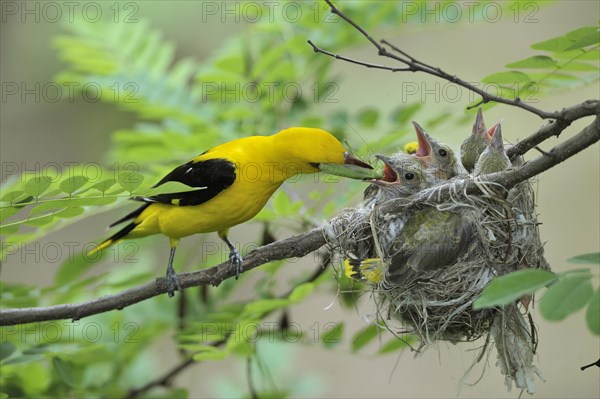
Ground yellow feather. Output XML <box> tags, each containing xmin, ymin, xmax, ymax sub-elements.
<box><xmin>87</xmin><ymin>239</ymin><xmax>113</xmax><ymax>256</ymax></box>
<box><xmin>92</xmin><ymin>127</ymin><xmax>361</xmax><ymax>249</ymax></box>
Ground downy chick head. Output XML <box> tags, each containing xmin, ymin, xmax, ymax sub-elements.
<box><xmin>412</xmin><ymin>121</ymin><xmax>461</xmax><ymax>180</ymax></box>
<box><xmin>369</xmin><ymin>152</ymin><xmax>435</xmax><ymax>201</ymax></box>
<box><xmin>460</xmin><ymin>108</ymin><xmax>493</xmax><ymax>172</ymax></box>
<box><xmin>473</xmin><ymin>123</ymin><xmax>511</xmax><ymax>176</ymax></box>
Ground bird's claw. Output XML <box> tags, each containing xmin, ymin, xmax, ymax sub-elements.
<box><xmin>229</xmin><ymin>249</ymin><xmax>243</xmax><ymax>279</ymax></box>
<box><xmin>166</xmin><ymin>269</ymin><xmax>182</xmax><ymax>298</ymax></box>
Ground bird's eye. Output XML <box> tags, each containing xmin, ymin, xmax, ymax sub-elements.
<box><xmin>438</xmin><ymin>149</ymin><xmax>448</xmax><ymax>157</ymax></box>
<box><xmin>404</xmin><ymin>172</ymin><xmax>415</xmax><ymax>180</ymax></box>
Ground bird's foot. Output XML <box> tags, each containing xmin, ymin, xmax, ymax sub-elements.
<box><xmin>229</xmin><ymin>249</ymin><xmax>243</xmax><ymax>279</ymax></box>
<box><xmin>165</xmin><ymin>268</ymin><xmax>182</xmax><ymax>298</ymax></box>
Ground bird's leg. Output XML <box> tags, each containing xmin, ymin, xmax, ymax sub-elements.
<box><xmin>165</xmin><ymin>239</ymin><xmax>182</xmax><ymax>297</ymax></box>
<box><xmin>219</xmin><ymin>230</ymin><xmax>243</xmax><ymax>279</ymax></box>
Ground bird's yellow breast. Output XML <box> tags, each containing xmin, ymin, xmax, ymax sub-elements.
<box><xmin>132</xmin><ymin>177</ymin><xmax>282</xmax><ymax>239</ymax></box>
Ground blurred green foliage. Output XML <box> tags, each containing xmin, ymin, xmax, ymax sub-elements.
<box><xmin>1</xmin><ymin>1</ymin><xmax>598</xmax><ymax>398</ymax></box>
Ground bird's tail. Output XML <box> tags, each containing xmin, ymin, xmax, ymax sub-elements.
<box><xmin>88</xmin><ymin>223</ymin><xmax>137</xmax><ymax>255</ymax></box>
<box><xmin>344</xmin><ymin>257</ymin><xmax>386</xmax><ymax>284</ymax></box>
<box><xmin>88</xmin><ymin>204</ymin><xmax>149</xmax><ymax>255</ymax></box>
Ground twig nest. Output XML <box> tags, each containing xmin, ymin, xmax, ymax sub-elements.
<box><xmin>324</xmin><ymin>175</ymin><xmax>548</xmax><ymax>394</ymax></box>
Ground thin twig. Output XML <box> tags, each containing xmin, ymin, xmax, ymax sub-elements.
<box><xmin>312</xmin><ymin>0</ymin><xmax>564</xmax><ymax>119</ymax></box>
<box><xmin>123</xmin><ymin>357</ymin><xmax>195</xmax><ymax>399</ymax></box>
<box><xmin>1</xmin><ymin>116</ymin><xmax>597</xmax><ymax>327</ymax></box>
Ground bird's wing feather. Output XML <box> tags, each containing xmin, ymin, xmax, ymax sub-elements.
<box><xmin>387</xmin><ymin>208</ymin><xmax>475</xmax><ymax>279</ymax></box>
<box><xmin>131</xmin><ymin>158</ymin><xmax>236</xmax><ymax>206</ymax></box>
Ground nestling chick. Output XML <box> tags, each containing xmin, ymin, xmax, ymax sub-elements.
<box><xmin>412</xmin><ymin>121</ymin><xmax>463</xmax><ymax>179</ymax></box>
<box><xmin>473</xmin><ymin>123</ymin><xmax>510</xmax><ymax>175</ymax></box>
<box><xmin>460</xmin><ymin>108</ymin><xmax>492</xmax><ymax>173</ymax></box>
<box><xmin>371</xmin><ymin>153</ymin><xmax>477</xmax><ymax>284</ymax></box>
<box><xmin>346</xmin><ymin>153</ymin><xmax>438</xmax><ymax>283</ymax></box>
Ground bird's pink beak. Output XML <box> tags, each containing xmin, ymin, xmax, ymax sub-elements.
<box><xmin>412</xmin><ymin>121</ymin><xmax>432</xmax><ymax>159</ymax></box>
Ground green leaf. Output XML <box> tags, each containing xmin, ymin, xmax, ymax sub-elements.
<box><xmin>531</xmin><ymin>35</ymin><xmax>573</xmax><ymax>52</ymax></box>
<box><xmin>192</xmin><ymin>345</ymin><xmax>228</xmax><ymax>361</ymax></box>
<box><xmin>390</xmin><ymin>103</ymin><xmax>422</xmax><ymax>126</ymax></box>
<box><xmin>52</xmin><ymin>357</ymin><xmax>75</xmax><ymax>387</ymax></box>
<box><xmin>2</xmin><ymin>354</ymin><xmax>44</xmax><ymax>365</ymax></box>
<box><xmin>90</xmin><ymin>178</ymin><xmax>117</xmax><ymax>194</ymax></box>
<box><xmin>482</xmin><ymin>71</ymin><xmax>532</xmax><ymax>84</ymax></box>
<box><xmin>560</xmin><ymin>62</ymin><xmax>599</xmax><ymax>72</ymax></box>
<box><xmin>473</xmin><ymin>269</ymin><xmax>557</xmax><ymax>309</ymax></box>
<box><xmin>565</xmin><ymin>26</ymin><xmax>599</xmax><ymax>42</ymax></box>
<box><xmin>55</xmin><ymin>252</ymin><xmax>99</xmax><ymax>286</ymax></box>
<box><xmin>289</xmin><ymin>283</ymin><xmax>315</xmax><ymax>303</ymax></box>
<box><xmin>540</xmin><ymin>275</ymin><xmax>594</xmax><ymax>321</ymax></box>
<box><xmin>24</xmin><ymin>213</ymin><xmax>54</xmax><ymax>227</ymax></box>
<box><xmin>24</xmin><ymin>176</ymin><xmax>53</xmax><ymax>198</ymax></box>
<box><xmin>586</xmin><ymin>288</ymin><xmax>600</xmax><ymax>335</ymax></box>
<box><xmin>59</xmin><ymin>175</ymin><xmax>89</xmax><ymax>195</ymax></box>
<box><xmin>0</xmin><ymin>341</ymin><xmax>16</xmax><ymax>361</ymax></box>
<box><xmin>55</xmin><ymin>206</ymin><xmax>85</xmax><ymax>218</ymax></box>
<box><xmin>565</xmin><ymin>31</ymin><xmax>600</xmax><ymax>51</ymax></box>
<box><xmin>28</xmin><ymin>197</ymin><xmax>117</xmax><ymax>217</ymax></box>
<box><xmin>244</xmin><ymin>299</ymin><xmax>290</xmax><ymax>316</ymax></box>
<box><xmin>1</xmin><ymin>189</ymin><xmax>27</xmax><ymax>203</ymax></box>
<box><xmin>357</xmin><ymin>108</ymin><xmax>379</xmax><ymax>128</ymax></box>
<box><xmin>118</xmin><ymin>171</ymin><xmax>144</xmax><ymax>194</ymax></box>
<box><xmin>322</xmin><ymin>323</ymin><xmax>343</xmax><ymax>348</ymax></box>
<box><xmin>378</xmin><ymin>337</ymin><xmax>413</xmax><ymax>355</ymax></box>
<box><xmin>567</xmin><ymin>252</ymin><xmax>600</xmax><ymax>265</ymax></box>
<box><xmin>506</xmin><ymin>55</ymin><xmax>558</xmax><ymax>69</ymax></box>
<box><xmin>318</xmin><ymin>163</ymin><xmax>381</xmax><ymax>180</ymax></box>
<box><xmin>351</xmin><ymin>324</ymin><xmax>379</xmax><ymax>352</ymax></box>
<box><xmin>0</xmin><ymin>206</ymin><xmax>21</xmax><ymax>224</ymax></box>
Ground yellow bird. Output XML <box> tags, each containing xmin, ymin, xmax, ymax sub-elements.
<box><xmin>90</xmin><ymin>127</ymin><xmax>374</xmax><ymax>296</ymax></box>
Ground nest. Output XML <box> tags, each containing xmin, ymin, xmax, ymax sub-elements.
<box><xmin>324</xmin><ymin>173</ymin><xmax>548</xmax><ymax>394</ymax></box>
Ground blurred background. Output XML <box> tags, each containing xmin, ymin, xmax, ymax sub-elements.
<box><xmin>1</xmin><ymin>1</ymin><xmax>599</xmax><ymax>398</ymax></box>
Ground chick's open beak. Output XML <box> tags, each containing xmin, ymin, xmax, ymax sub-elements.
<box><xmin>369</xmin><ymin>154</ymin><xmax>400</xmax><ymax>186</ymax></box>
<box><xmin>412</xmin><ymin>121</ymin><xmax>432</xmax><ymax>159</ymax></box>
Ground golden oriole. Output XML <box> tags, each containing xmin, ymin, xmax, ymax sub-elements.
<box><xmin>90</xmin><ymin>127</ymin><xmax>374</xmax><ymax>296</ymax></box>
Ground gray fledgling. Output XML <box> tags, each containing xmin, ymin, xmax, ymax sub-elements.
<box><xmin>372</xmin><ymin>154</ymin><xmax>477</xmax><ymax>284</ymax></box>
<box><xmin>461</xmin><ymin>108</ymin><xmax>492</xmax><ymax>173</ymax></box>
<box><xmin>412</xmin><ymin>121</ymin><xmax>464</xmax><ymax>180</ymax></box>
<box><xmin>473</xmin><ymin>123</ymin><xmax>510</xmax><ymax>176</ymax></box>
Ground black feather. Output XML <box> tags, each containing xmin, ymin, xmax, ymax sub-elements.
<box><xmin>109</xmin><ymin>203</ymin><xmax>150</xmax><ymax>228</ymax></box>
<box><xmin>132</xmin><ymin>158</ymin><xmax>236</xmax><ymax>207</ymax></box>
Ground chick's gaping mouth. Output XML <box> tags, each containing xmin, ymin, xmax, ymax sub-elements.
<box><xmin>413</xmin><ymin>123</ymin><xmax>431</xmax><ymax>158</ymax></box>
<box><xmin>370</xmin><ymin>160</ymin><xmax>399</xmax><ymax>186</ymax></box>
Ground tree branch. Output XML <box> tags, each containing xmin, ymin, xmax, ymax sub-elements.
<box><xmin>310</xmin><ymin>0</ymin><xmax>571</xmax><ymax>119</ymax></box>
<box><xmin>1</xmin><ymin>116</ymin><xmax>597</xmax><ymax>327</ymax></box>
<box><xmin>507</xmin><ymin>100</ymin><xmax>600</xmax><ymax>159</ymax></box>
<box><xmin>0</xmin><ymin>229</ymin><xmax>326</xmax><ymax>326</ymax></box>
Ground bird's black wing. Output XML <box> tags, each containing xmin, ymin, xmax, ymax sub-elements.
<box><xmin>131</xmin><ymin>158</ymin><xmax>237</xmax><ymax>207</ymax></box>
